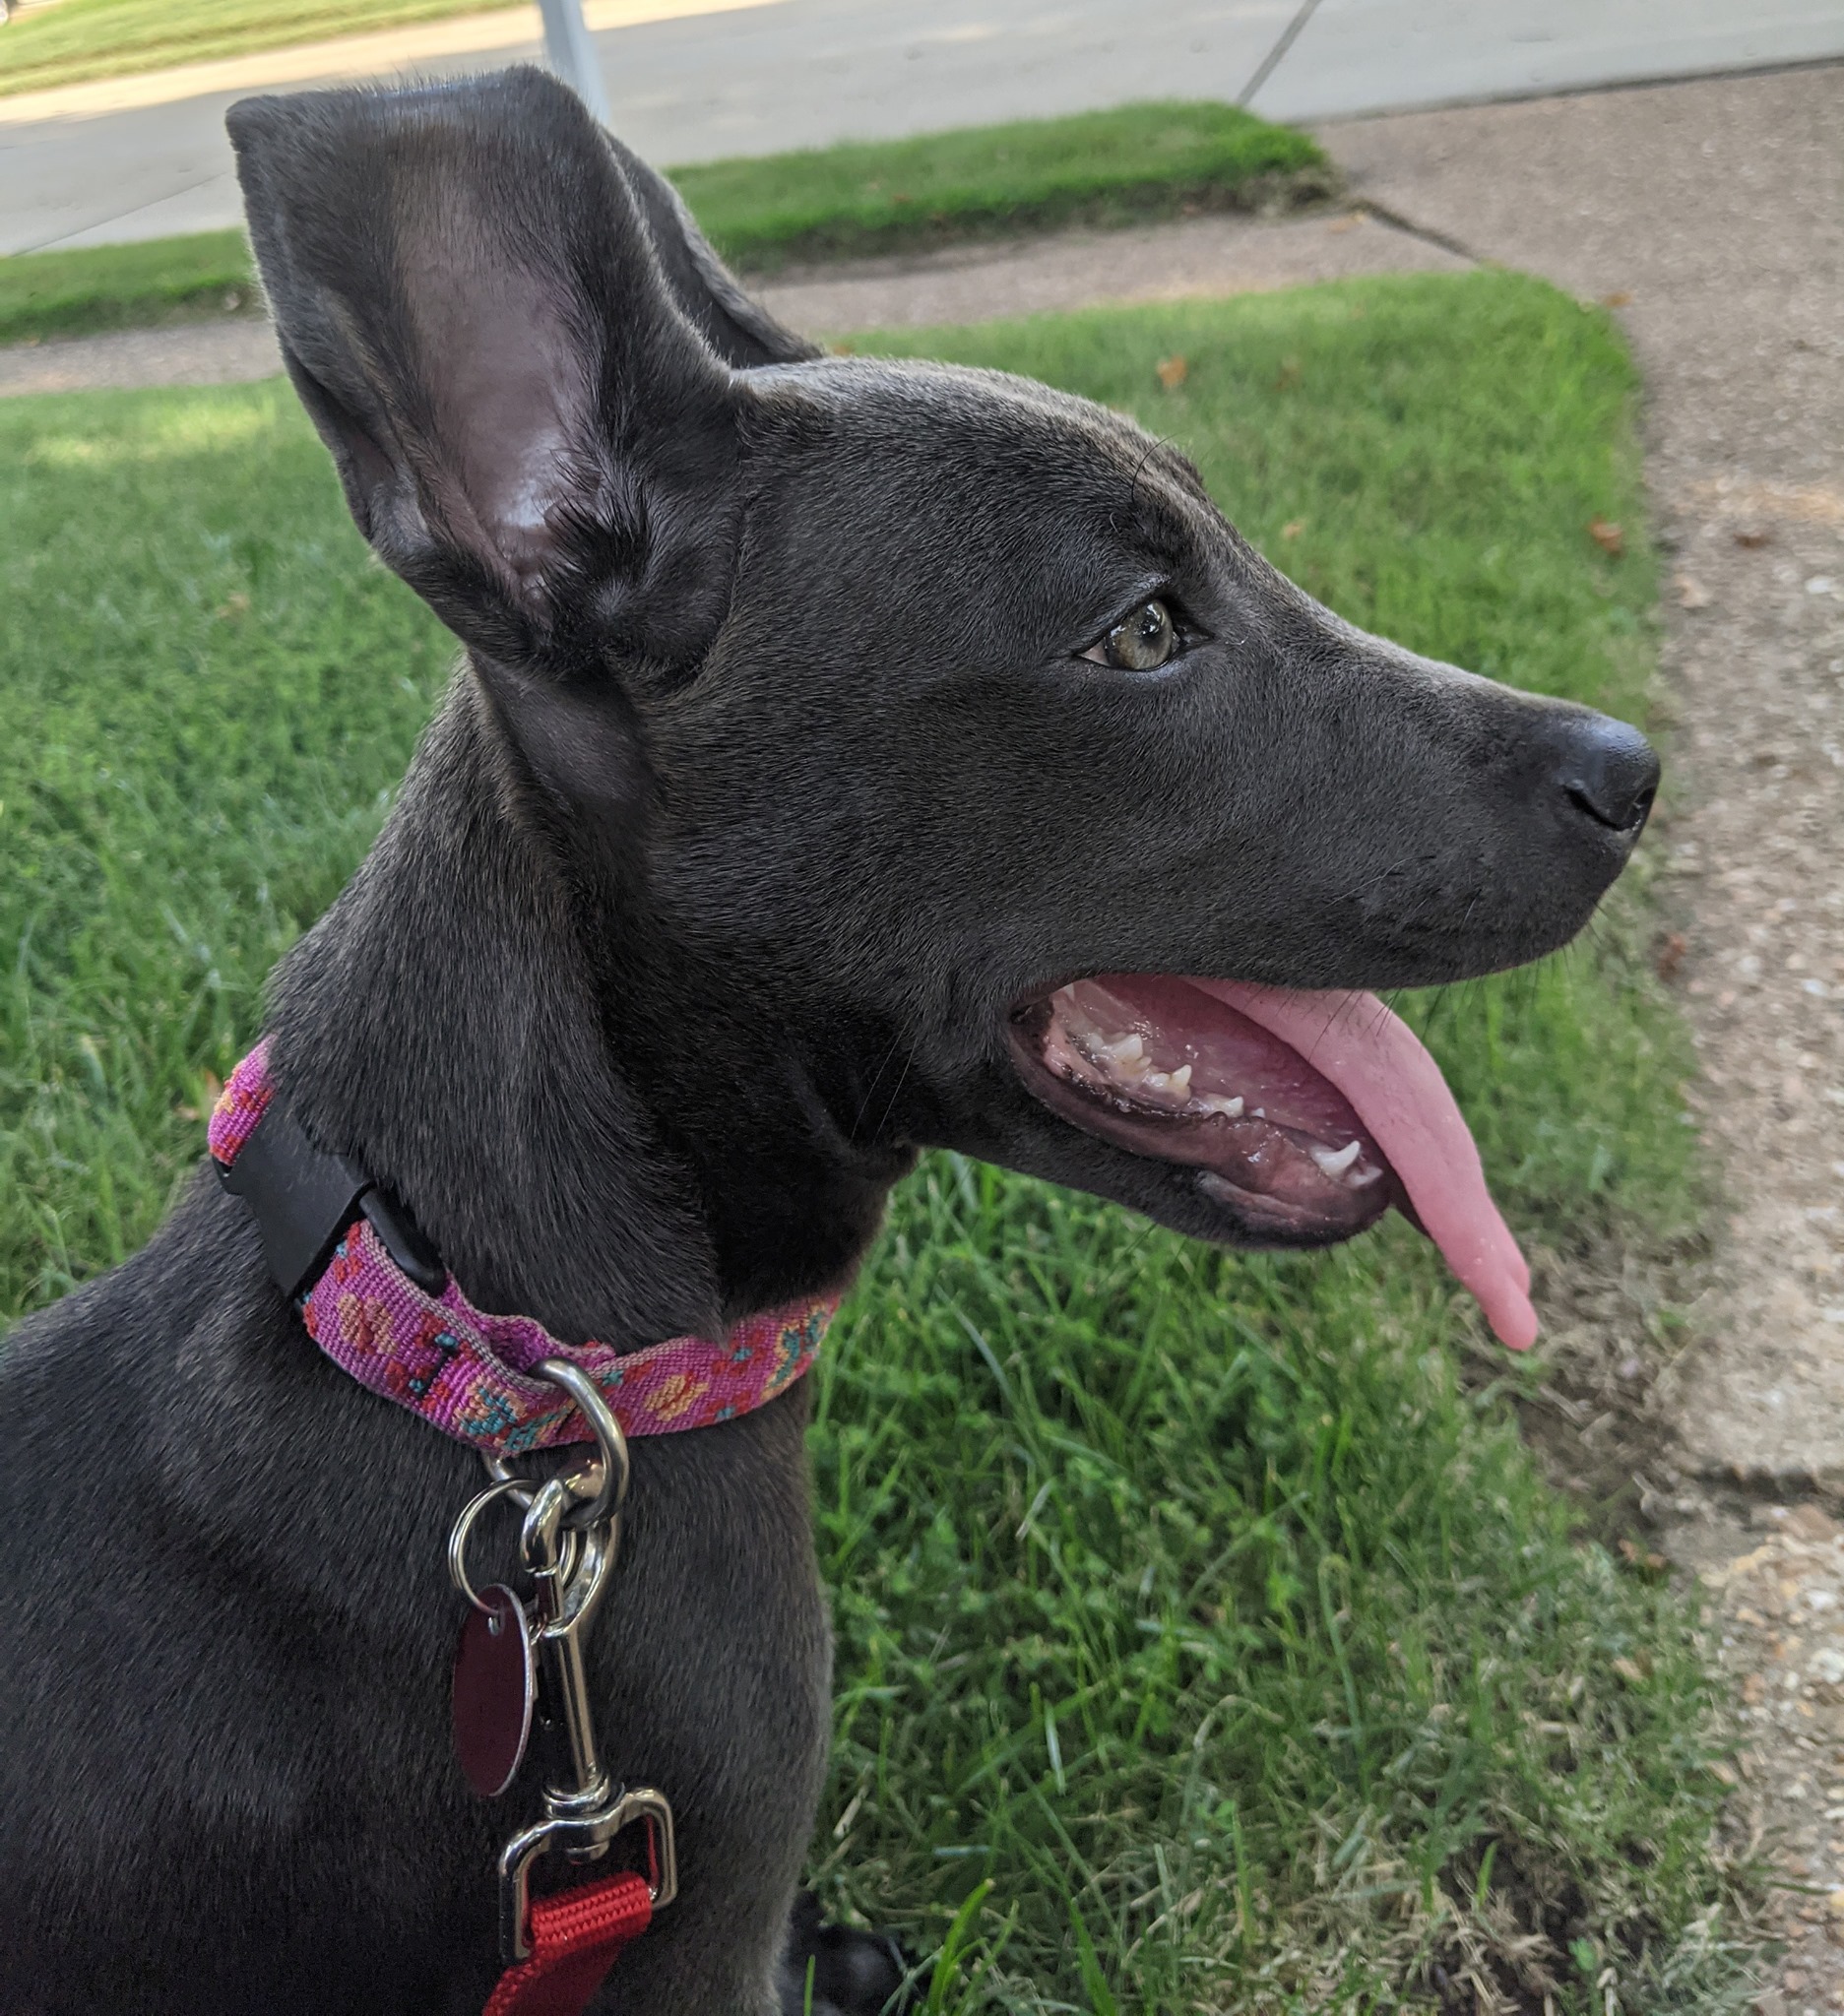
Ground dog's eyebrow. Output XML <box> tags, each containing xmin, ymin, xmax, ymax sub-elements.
<box><xmin>1121</xmin><ymin>440</ymin><xmax>1217</xmax><ymax>563</ymax></box>
<box><xmin>1144</xmin><ymin>440</ymin><xmax>1215</xmax><ymax>509</ymax></box>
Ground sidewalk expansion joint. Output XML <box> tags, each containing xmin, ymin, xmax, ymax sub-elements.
<box><xmin>1352</xmin><ymin>199</ymin><xmax>1484</xmax><ymax>269</ymax></box>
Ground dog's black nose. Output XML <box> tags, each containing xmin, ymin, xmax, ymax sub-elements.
<box><xmin>1555</xmin><ymin>713</ymin><xmax>1659</xmax><ymax>834</ymax></box>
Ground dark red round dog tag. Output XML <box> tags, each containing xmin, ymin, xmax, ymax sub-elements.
<box><xmin>452</xmin><ymin>1585</ymin><xmax>534</xmax><ymax>1797</ymax></box>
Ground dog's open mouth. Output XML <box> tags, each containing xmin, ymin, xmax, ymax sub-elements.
<box><xmin>1006</xmin><ymin>974</ymin><xmax>1537</xmax><ymax>1350</ymax></box>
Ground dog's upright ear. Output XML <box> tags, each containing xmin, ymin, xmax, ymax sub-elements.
<box><xmin>598</xmin><ymin>130</ymin><xmax>821</xmax><ymax>374</ymax></box>
<box><xmin>227</xmin><ymin>69</ymin><xmax>810</xmax><ymax>671</ymax></box>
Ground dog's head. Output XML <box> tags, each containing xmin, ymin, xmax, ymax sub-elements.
<box><xmin>230</xmin><ymin>71</ymin><xmax>1656</xmax><ymax>1341</ymax></box>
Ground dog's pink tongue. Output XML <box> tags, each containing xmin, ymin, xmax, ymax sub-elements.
<box><xmin>1187</xmin><ymin>980</ymin><xmax>1537</xmax><ymax>1351</ymax></box>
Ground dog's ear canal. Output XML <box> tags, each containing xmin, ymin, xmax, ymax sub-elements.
<box><xmin>227</xmin><ymin>69</ymin><xmax>808</xmax><ymax>672</ymax></box>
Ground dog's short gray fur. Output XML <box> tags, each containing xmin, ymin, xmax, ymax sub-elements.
<box><xmin>0</xmin><ymin>69</ymin><xmax>1658</xmax><ymax>2015</ymax></box>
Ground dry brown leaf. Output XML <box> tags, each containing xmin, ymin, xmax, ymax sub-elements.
<box><xmin>1281</xmin><ymin>519</ymin><xmax>1305</xmax><ymax>540</ymax></box>
<box><xmin>1653</xmin><ymin>931</ymin><xmax>1687</xmax><ymax>982</ymax></box>
<box><xmin>1588</xmin><ymin>516</ymin><xmax>1624</xmax><ymax>556</ymax></box>
<box><xmin>215</xmin><ymin>592</ymin><xmax>250</xmax><ymax>620</ymax></box>
<box><xmin>1154</xmin><ymin>354</ymin><xmax>1188</xmax><ymax>391</ymax></box>
<box><xmin>1601</xmin><ymin>289</ymin><xmax>1632</xmax><ymax>308</ymax></box>
<box><xmin>1674</xmin><ymin>572</ymin><xmax>1712</xmax><ymax>609</ymax></box>
<box><xmin>1611</xmin><ymin>1656</ymin><xmax>1649</xmax><ymax>1685</ymax></box>
<box><xmin>1733</xmin><ymin>526</ymin><xmax>1771</xmax><ymax>548</ymax></box>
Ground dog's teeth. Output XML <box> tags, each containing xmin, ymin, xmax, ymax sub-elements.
<box><xmin>1309</xmin><ymin>1140</ymin><xmax>1363</xmax><ymax>1179</ymax></box>
<box><xmin>1344</xmin><ymin>1161</ymin><xmax>1385</xmax><ymax>1189</ymax></box>
<box><xmin>1167</xmin><ymin>1064</ymin><xmax>1192</xmax><ymax>1094</ymax></box>
<box><xmin>1102</xmin><ymin>1036</ymin><xmax>1151</xmax><ymax>1079</ymax></box>
<box><xmin>1197</xmin><ymin>1093</ymin><xmax>1244</xmax><ymax>1118</ymax></box>
<box><xmin>1143</xmin><ymin>1069</ymin><xmax>1171</xmax><ymax>1092</ymax></box>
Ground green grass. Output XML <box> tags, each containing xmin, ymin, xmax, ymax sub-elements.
<box><xmin>672</xmin><ymin>102</ymin><xmax>1331</xmax><ymax>273</ymax></box>
<box><xmin>0</xmin><ymin>272</ymin><xmax>1755</xmax><ymax>2011</ymax></box>
<box><xmin>0</xmin><ymin>228</ymin><xmax>257</xmax><ymax>345</ymax></box>
<box><xmin>0</xmin><ymin>102</ymin><xmax>1327</xmax><ymax>343</ymax></box>
<box><xmin>0</xmin><ymin>0</ymin><xmax>519</xmax><ymax>97</ymax></box>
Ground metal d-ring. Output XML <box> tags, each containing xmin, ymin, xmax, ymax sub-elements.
<box><xmin>477</xmin><ymin>1359</ymin><xmax>631</xmax><ymax>1532</ymax></box>
<box><xmin>533</xmin><ymin>1357</ymin><xmax>630</xmax><ymax>1533</ymax></box>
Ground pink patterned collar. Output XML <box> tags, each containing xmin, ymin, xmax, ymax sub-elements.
<box><xmin>209</xmin><ymin>1041</ymin><xmax>835</xmax><ymax>1457</ymax></box>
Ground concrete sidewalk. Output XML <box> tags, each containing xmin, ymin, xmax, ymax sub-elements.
<box><xmin>0</xmin><ymin>201</ymin><xmax>1472</xmax><ymax>397</ymax></box>
<box><xmin>3</xmin><ymin>0</ymin><xmax>1843</xmax><ymax>256</ymax></box>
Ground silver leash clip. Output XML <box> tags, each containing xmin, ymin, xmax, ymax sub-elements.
<box><xmin>447</xmin><ymin>1358</ymin><xmax>677</xmax><ymax>1964</ymax></box>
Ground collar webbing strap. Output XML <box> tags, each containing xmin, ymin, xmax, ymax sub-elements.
<box><xmin>209</xmin><ymin>1040</ymin><xmax>835</xmax><ymax>1456</ymax></box>
<box><xmin>482</xmin><ymin>1871</ymin><xmax>652</xmax><ymax>2016</ymax></box>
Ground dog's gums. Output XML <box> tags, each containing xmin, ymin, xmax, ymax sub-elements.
<box><xmin>1008</xmin><ymin>974</ymin><xmax>1540</xmax><ymax>1352</ymax></box>
<box><xmin>1010</xmin><ymin>976</ymin><xmax>1391</xmax><ymax>1229</ymax></box>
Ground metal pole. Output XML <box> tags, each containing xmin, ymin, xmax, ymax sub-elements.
<box><xmin>537</xmin><ymin>0</ymin><xmax>611</xmax><ymax>126</ymax></box>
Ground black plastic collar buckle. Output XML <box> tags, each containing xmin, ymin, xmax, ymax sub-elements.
<box><xmin>216</xmin><ymin>1093</ymin><xmax>446</xmax><ymax>1301</ymax></box>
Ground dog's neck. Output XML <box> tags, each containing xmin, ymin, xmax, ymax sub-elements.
<box><xmin>267</xmin><ymin>668</ymin><xmax>902</xmax><ymax>1351</ymax></box>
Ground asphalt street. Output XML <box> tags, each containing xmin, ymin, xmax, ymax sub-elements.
<box><xmin>4</xmin><ymin>0</ymin><xmax>1843</xmax><ymax>256</ymax></box>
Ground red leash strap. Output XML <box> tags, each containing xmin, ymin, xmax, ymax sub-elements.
<box><xmin>483</xmin><ymin>1870</ymin><xmax>653</xmax><ymax>2016</ymax></box>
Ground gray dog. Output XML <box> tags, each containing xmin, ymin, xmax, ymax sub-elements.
<box><xmin>0</xmin><ymin>66</ymin><xmax>1656</xmax><ymax>2016</ymax></box>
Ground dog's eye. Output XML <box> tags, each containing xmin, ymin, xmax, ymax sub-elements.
<box><xmin>1082</xmin><ymin>598</ymin><xmax>1178</xmax><ymax>670</ymax></box>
